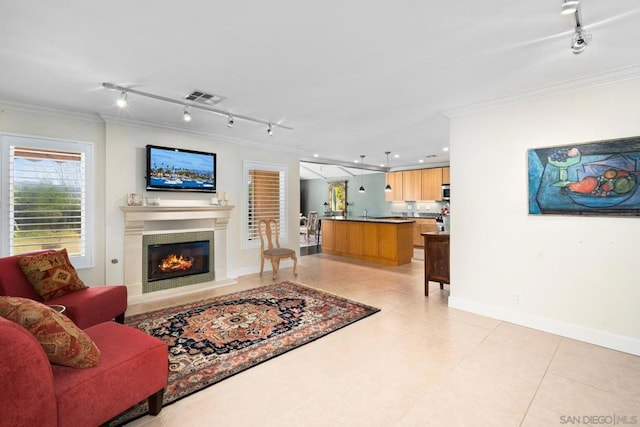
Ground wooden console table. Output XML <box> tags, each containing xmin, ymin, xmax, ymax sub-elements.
<box><xmin>422</xmin><ymin>232</ymin><xmax>449</xmax><ymax>296</ymax></box>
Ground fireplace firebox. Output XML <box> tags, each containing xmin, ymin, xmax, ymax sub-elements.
<box><xmin>147</xmin><ymin>240</ymin><xmax>210</xmax><ymax>282</ymax></box>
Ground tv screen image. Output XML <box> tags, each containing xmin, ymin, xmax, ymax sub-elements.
<box><xmin>146</xmin><ymin>145</ymin><xmax>216</xmax><ymax>192</ymax></box>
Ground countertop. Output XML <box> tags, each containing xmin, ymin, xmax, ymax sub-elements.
<box><xmin>321</xmin><ymin>216</ymin><xmax>415</xmax><ymax>224</ymax></box>
<box><xmin>422</xmin><ymin>231</ymin><xmax>450</xmax><ymax>236</ymax></box>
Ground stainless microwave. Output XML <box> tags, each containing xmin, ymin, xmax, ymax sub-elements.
<box><xmin>441</xmin><ymin>184</ymin><xmax>450</xmax><ymax>201</ymax></box>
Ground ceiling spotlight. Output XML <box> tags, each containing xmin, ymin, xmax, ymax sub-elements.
<box><xmin>571</xmin><ymin>30</ymin><xmax>590</xmax><ymax>54</ymax></box>
<box><xmin>561</xmin><ymin>0</ymin><xmax>579</xmax><ymax>15</ymax></box>
<box><xmin>267</xmin><ymin>123</ymin><xmax>273</xmax><ymax>135</ymax></box>
<box><xmin>227</xmin><ymin>115</ymin><xmax>234</xmax><ymax>128</ymax></box>
<box><xmin>183</xmin><ymin>107</ymin><xmax>192</xmax><ymax>122</ymax></box>
<box><xmin>384</xmin><ymin>151</ymin><xmax>392</xmax><ymax>193</ymax></box>
<box><xmin>359</xmin><ymin>154</ymin><xmax>366</xmax><ymax>193</ymax></box>
<box><xmin>116</xmin><ymin>92</ymin><xmax>128</xmax><ymax>109</ymax></box>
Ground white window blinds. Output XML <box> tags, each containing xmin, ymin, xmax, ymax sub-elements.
<box><xmin>1</xmin><ymin>134</ymin><xmax>93</xmax><ymax>268</ymax></box>
<box><xmin>9</xmin><ymin>146</ymin><xmax>85</xmax><ymax>255</ymax></box>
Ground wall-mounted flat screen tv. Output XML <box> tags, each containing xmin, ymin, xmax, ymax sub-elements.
<box><xmin>146</xmin><ymin>145</ymin><xmax>216</xmax><ymax>192</ymax></box>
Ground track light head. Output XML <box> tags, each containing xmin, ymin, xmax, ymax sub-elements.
<box><xmin>561</xmin><ymin>0</ymin><xmax>579</xmax><ymax>15</ymax></box>
<box><xmin>116</xmin><ymin>92</ymin><xmax>128</xmax><ymax>109</ymax></box>
<box><xmin>183</xmin><ymin>107</ymin><xmax>192</xmax><ymax>122</ymax></box>
<box><xmin>227</xmin><ymin>115</ymin><xmax>234</xmax><ymax>128</ymax></box>
<box><xmin>267</xmin><ymin>123</ymin><xmax>273</xmax><ymax>135</ymax></box>
<box><xmin>571</xmin><ymin>30</ymin><xmax>590</xmax><ymax>54</ymax></box>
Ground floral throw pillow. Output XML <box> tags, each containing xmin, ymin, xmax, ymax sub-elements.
<box><xmin>18</xmin><ymin>249</ymin><xmax>88</xmax><ymax>301</ymax></box>
<box><xmin>0</xmin><ymin>296</ymin><xmax>101</xmax><ymax>368</ymax></box>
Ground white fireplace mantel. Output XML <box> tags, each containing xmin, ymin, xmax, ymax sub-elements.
<box><xmin>120</xmin><ymin>205</ymin><xmax>235</xmax><ymax>303</ymax></box>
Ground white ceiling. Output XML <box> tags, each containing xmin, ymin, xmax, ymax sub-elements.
<box><xmin>2</xmin><ymin>1</ymin><xmax>640</xmax><ymax>174</ymax></box>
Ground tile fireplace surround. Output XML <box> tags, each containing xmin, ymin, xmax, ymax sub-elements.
<box><xmin>120</xmin><ymin>205</ymin><xmax>236</xmax><ymax>304</ymax></box>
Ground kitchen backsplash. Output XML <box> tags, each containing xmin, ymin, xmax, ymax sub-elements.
<box><xmin>387</xmin><ymin>201</ymin><xmax>448</xmax><ymax>217</ymax></box>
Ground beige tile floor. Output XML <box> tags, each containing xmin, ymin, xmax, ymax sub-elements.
<box><xmin>127</xmin><ymin>253</ymin><xmax>640</xmax><ymax>427</ymax></box>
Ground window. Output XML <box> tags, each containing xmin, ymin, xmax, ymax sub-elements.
<box><xmin>1</xmin><ymin>134</ymin><xmax>94</xmax><ymax>268</ymax></box>
<box><xmin>243</xmin><ymin>161</ymin><xmax>287</xmax><ymax>248</ymax></box>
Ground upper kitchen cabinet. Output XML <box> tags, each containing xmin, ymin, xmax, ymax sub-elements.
<box><xmin>442</xmin><ymin>167</ymin><xmax>450</xmax><ymax>184</ymax></box>
<box><xmin>402</xmin><ymin>170</ymin><xmax>422</xmax><ymax>201</ymax></box>
<box><xmin>385</xmin><ymin>171</ymin><xmax>403</xmax><ymax>202</ymax></box>
<box><xmin>421</xmin><ymin>168</ymin><xmax>443</xmax><ymax>201</ymax></box>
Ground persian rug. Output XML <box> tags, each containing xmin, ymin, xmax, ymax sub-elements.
<box><xmin>107</xmin><ymin>281</ymin><xmax>379</xmax><ymax>425</ymax></box>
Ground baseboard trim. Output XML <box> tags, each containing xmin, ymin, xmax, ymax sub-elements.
<box><xmin>448</xmin><ymin>296</ymin><xmax>640</xmax><ymax>356</ymax></box>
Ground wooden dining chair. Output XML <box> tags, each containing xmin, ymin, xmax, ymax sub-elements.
<box><xmin>304</xmin><ymin>211</ymin><xmax>319</xmax><ymax>243</ymax></box>
<box><xmin>258</xmin><ymin>219</ymin><xmax>298</xmax><ymax>280</ymax></box>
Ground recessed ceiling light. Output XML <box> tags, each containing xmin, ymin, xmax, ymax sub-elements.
<box><xmin>394</xmin><ymin>154</ymin><xmax>400</xmax><ymax>158</ymax></box>
<box><xmin>419</xmin><ymin>159</ymin><xmax>424</xmax><ymax>163</ymax></box>
<box><xmin>313</xmin><ymin>154</ymin><xmax>319</xmax><ymax>157</ymax></box>
<box><xmin>443</xmin><ymin>147</ymin><xmax>449</xmax><ymax>152</ymax></box>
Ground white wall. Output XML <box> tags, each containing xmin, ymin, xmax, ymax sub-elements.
<box><xmin>0</xmin><ymin>105</ymin><xmax>106</xmax><ymax>285</ymax></box>
<box><xmin>0</xmin><ymin>105</ymin><xmax>301</xmax><ymax>287</ymax></box>
<box><xmin>103</xmin><ymin>121</ymin><xmax>301</xmax><ymax>283</ymax></box>
<box><xmin>448</xmin><ymin>78</ymin><xmax>640</xmax><ymax>355</ymax></box>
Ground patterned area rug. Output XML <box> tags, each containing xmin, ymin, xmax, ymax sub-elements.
<box><xmin>107</xmin><ymin>281</ymin><xmax>379</xmax><ymax>425</ymax></box>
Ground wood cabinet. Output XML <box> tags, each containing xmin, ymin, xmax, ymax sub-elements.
<box><xmin>385</xmin><ymin>166</ymin><xmax>449</xmax><ymax>201</ymax></box>
<box><xmin>422</xmin><ymin>232</ymin><xmax>449</xmax><ymax>296</ymax></box>
<box><xmin>412</xmin><ymin>219</ymin><xmax>437</xmax><ymax>247</ymax></box>
<box><xmin>442</xmin><ymin>167</ymin><xmax>450</xmax><ymax>184</ymax></box>
<box><xmin>362</xmin><ymin>222</ymin><xmax>379</xmax><ymax>257</ymax></box>
<box><xmin>348</xmin><ymin>222</ymin><xmax>363</xmax><ymax>255</ymax></box>
<box><xmin>334</xmin><ymin>221</ymin><xmax>349</xmax><ymax>253</ymax></box>
<box><xmin>402</xmin><ymin>170</ymin><xmax>422</xmax><ymax>201</ymax></box>
<box><xmin>385</xmin><ymin>171</ymin><xmax>403</xmax><ymax>201</ymax></box>
<box><xmin>421</xmin><ymin>168</ymin><xmax>443</xmax><ymax>201</ymax></box>
<box><xmin>322</xmin><ymin>219</ymin><xmax>413</xmax><ymax>266</ymax></box>
<box><xmin>322</xmin><ymin>220</ymin><xmax>335</xmax><ymax>250</ymax></box>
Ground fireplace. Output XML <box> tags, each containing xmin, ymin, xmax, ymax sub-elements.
<box><xmin>142</xmin><ymin>231</ymin><xmax>215</xmax><ymax>294</ymax></box>
<box><xmin>148</xmin><ymin>240</ymin><xmax>210</xmax><ymax>282</ymax></box>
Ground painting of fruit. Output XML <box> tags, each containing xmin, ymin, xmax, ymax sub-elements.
<box><xmin>527</xmin><ymin>136</ymin><xmax>640</xmax><ymax>216</ymax></box>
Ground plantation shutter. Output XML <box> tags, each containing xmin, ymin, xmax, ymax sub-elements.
<box><xmin>246</xmin><ymin>163</ymin><xmax>287</xmax><ymax>244</ymax></box>
<box><xmin>9</xmin><ymin>146</ymin><xmax>85</xmax><ymax>256</ymax></box>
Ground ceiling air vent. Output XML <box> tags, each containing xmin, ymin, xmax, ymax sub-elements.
<box><xmin>184</xmin><ymin>90</ymin><xmax>225</xmax><ymax>105</ymax></box>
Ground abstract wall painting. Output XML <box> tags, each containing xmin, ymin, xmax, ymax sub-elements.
<box><xmin>528</xmin><ymin>136</ymin><xmax>640</xmax><ymax>217</ymax></box>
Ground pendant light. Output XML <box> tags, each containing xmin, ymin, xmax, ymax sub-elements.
<box><xmin>358</xmin><ymin>155</ymin><xmax>366</xmax><ymax>193</ymax></box>
<box><xmin>384</xmin><ymin>151</ymin><xmax>392</xmax><ymax>192</ymax></box>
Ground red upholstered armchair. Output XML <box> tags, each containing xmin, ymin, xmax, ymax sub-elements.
<box><xmin>0</xmin><ymin>315</ymin><xmax>168</xmax><ymax>426</ymax></box>
<box><xmin>0</xmin><ymin>250</ymin><xmax>127</xmax><ymax>329</ymax></box>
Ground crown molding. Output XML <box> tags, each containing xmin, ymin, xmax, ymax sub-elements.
<box><xmin>442</xmin><ymin>63</ymin><xmax>640</xmax><ymax>118</ymax></box>
<box><xmin>0</xmin><ymin>99</ymin><xmax>104</xmax><ymax>123</ymax></box>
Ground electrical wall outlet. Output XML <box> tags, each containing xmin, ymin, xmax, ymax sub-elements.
<box><xmin>513</xmin><ymin>291</ymin><xmax>521</xmax><ymax>304</ymax></box>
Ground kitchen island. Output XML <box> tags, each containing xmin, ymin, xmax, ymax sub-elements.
<box><xmin>321</xmin><ymin>217</ymin><xmax>414</xmax><ymax>266</ymax></box>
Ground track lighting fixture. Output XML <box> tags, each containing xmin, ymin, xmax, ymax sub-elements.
<box><xmin>183</xmin><ymin>107</ymin><xmax>192</xmax><ymax>122</ymax></box>
<box><xmin>561</xmin><ymin>0</ymin><xmax>591</xmax><ymax>55</ymax></box>
<box><xmin>571</xmin><ymin>30</ymin><xmax>589</xmax><ymax>54</ymax></box>
<box><xmin>384</xmin><ymin>151</ymin><xmax>392</xmax><ymax>192</ymax></box>
<box><xmin>267</xmin><ymin>123</ymin><xmax>273</xmax><ymax>136</ymax></box>
<box><xmin>102</xmin><ymin>83</ymin><xmax>293</xmax><ymax>131</ymax></box>
<box><xmin>116</xmin><ymin>91</ymin><xmax>128</xmax><ymax>109</ymax></box>
<box><xmin>359</xmin><ymin>155</ymin><xmax>366</xmax><ymax>193</ymax></box>
<box><xmin>560</xmin><ymin>0</ymin><xmax>579</xmax><ymax>15</ymax></box>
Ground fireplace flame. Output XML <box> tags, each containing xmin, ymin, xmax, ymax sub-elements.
<box><xmin>158</xmin><ymin>253</ymin><xmax>193</xmax><ymax>272</ymax></box>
